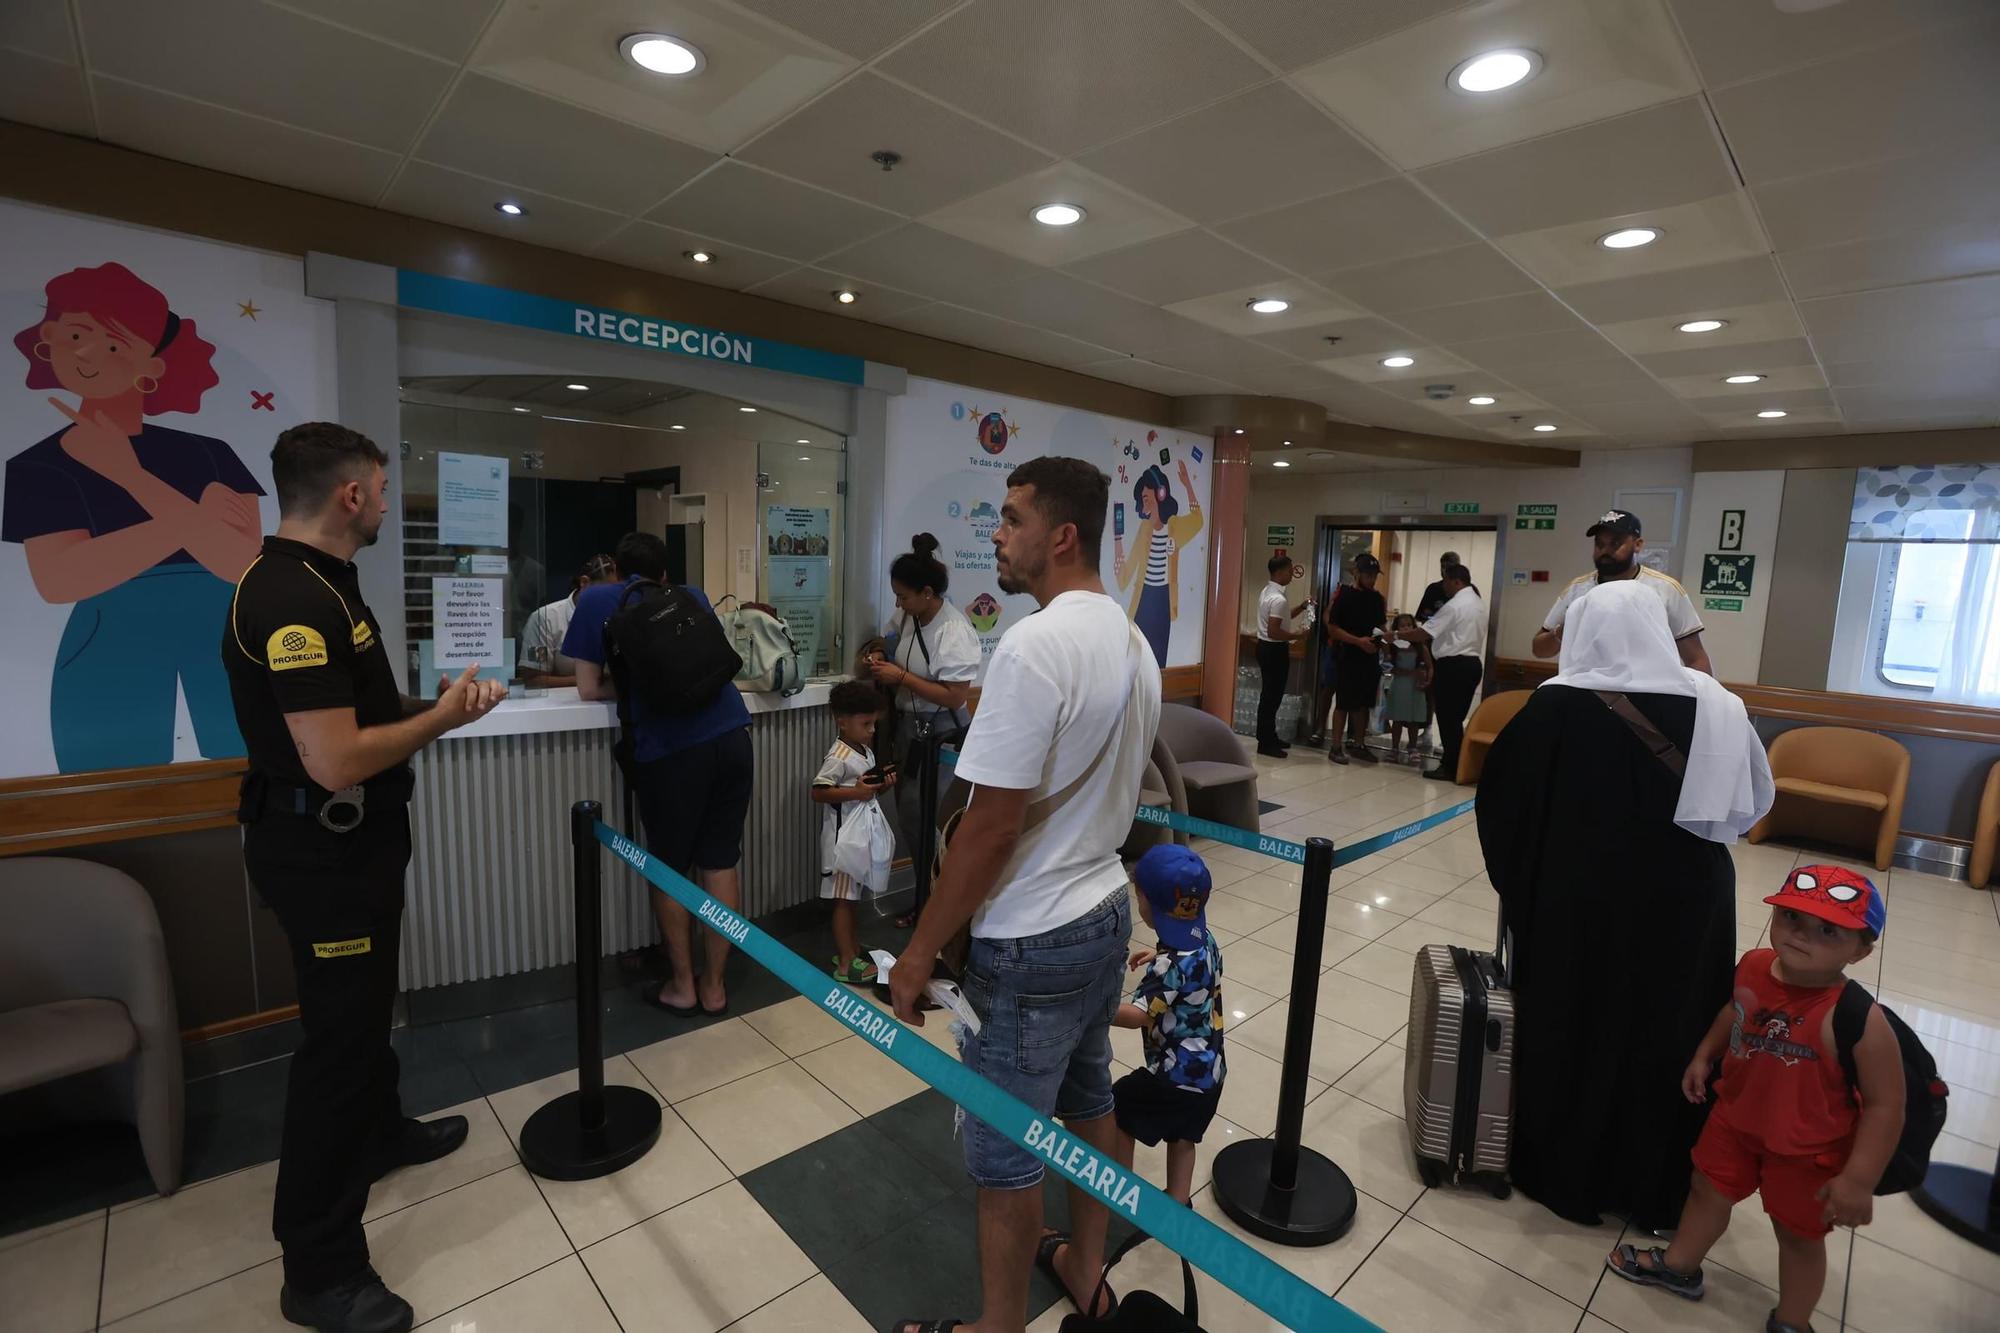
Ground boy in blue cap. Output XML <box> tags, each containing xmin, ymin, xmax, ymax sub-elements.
<box><xmin>1113</xmin><ymin>843</ymin><xmax>1228</xmax><ymax>1204</ymax></box>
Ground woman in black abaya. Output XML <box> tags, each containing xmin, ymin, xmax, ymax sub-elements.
<box><xmin>1477</xmin><ymin>580</ymin><xmax>1772</xmax><ymax>1228</ymax></box>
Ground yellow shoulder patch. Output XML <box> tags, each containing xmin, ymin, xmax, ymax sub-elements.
<box><xmin>311</xmin><ymin>936</ymin><xmax>371</xmax><ymax>959</ymax></box>
<box><xmin>267</xmin><ymin>624</ymin><xmax>329</xmax><ymax>672</ymax></box>
<box><xmin>351</xmin><ymin>620</ymin><xmax>376</xmax><ymax>652</ymax></box>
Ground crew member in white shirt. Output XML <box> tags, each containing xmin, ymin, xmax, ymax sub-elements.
<box><xmin>1406</xmin><ymin>562</ymin><xmax>1488</xmax><ymax>782</ymax></box>
<box><xmin>1254</xmin><ymin>553</ymin><xmax>1312</xmax><ymax>758</ymax></box>
<box><xmin>890</xmin><ymin>456</ymin><xmax>1161</xmax><ymax>1333</ymax></box>
<box><xmin>1533</xmin><ymin>509</ymin><xmax>1712</xmax><ymax>674</ymax></box>
<box><xmin>518</xmin><ymin>554</ymin><xmax>617</xmax><ymax>688</ymax></box>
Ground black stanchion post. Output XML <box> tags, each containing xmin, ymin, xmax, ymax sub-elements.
<box><xmin>1212</xmin><ymin>835</ymin><xmax>1358</xmax><ymax>1244</ymax></box>
<box><xmin>521</xmin><ymin>800</ymin><xmax>663</xmax><ymax>1181</ymax></box>
<box><xmin>912</xmin><ymin>728</ymin><xmax>942</xmax><ymax>918</ymax></box>
<box><xmin>1913</xmin><ymin>1144</ymin><xmax>2000</xmax><ymax>1255</ymax></box>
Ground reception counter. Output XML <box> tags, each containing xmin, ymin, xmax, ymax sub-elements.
<box><xmin>400</xmin><ymin>682</ymin><xmax>831</xmax><ymax>990</ymax></box>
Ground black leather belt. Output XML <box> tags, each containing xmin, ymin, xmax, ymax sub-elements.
<box><xmin>245</xmin><ymin>771</ymin><xmax>414</xmax><ymax>833</ymax></box>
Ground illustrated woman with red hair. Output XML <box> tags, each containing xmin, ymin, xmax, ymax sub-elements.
<box><xmin>4</xmin><ymin>262</ymin><xmax>263</xmax><ymax>772</ymax></box>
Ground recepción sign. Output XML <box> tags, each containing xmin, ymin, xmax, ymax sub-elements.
<box><xmin>396</xmin><ymin>270</ymin><xmax>867</xmax><ymax>385</ymax></box>
<box><xmin>1700</xmin><ymin>553</ymin><xmax>1756</xmax><ymax>595</ymax></box>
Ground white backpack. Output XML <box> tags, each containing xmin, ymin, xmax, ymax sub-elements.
<box><xmin>715</xmin><ymin>598</ymin><xmax>805</xmax><ymax>696</ymax></box>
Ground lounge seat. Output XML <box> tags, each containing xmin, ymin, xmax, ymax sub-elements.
<box><xmin>1746</xmin><ymin>726</ymin><xmax>1909</xmax><ymax>872</ymax></box>
<box><xmin>1972</xmin><ymin>761</ymin><xmax>1999</xmax><ymax>889</ymax></box>
<box><xmin>1157</xmin><ymin>702</ymin><xmax>1260</xmax><ymax>835</ymax></box>
<box><xmin>1457</xmin><ymin>689</ymin><xmax>1533</xmax><ymax>786</ymax></box>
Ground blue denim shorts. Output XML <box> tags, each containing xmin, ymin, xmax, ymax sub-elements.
<box><xmin>957</xmin><ymin>890</ymin><xmax>1132</xmax><ymax>1190</ymax></box>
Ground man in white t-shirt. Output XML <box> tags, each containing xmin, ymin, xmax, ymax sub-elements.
<box><xmin>1533</xmin><ymin>509</ymin><xmax>1712</xmax><ymax>674</ymax></box>
<box><xmin>1405</xmin><ymin>562</ymin><xmax>1489</xmax><ymax>781</ymax></box>
<box><xmin>1254</xmin><ymin>553</ymin><xmax>1311</xmax><ymax>757</ymax></box>
<box><xmin>891</xmin><ymin>456</ymin><xmax>1161</xmax><ymax>1333</ymax></box>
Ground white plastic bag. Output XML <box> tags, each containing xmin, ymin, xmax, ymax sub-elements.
<box><xmin>832</xmin><ymin>798</ymin><xmax>895</xmax><ymax>895</ymax></box>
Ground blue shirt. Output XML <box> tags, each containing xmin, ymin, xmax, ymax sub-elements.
<box><xmin>1135</xmin><ymin>933</ymin><xmax>1226</xmax><ymax>1092</ymax></box>
<box><xmin>561</xmin><ymin>578</ymin><xmax>749</xmax><ymax>762</ymax></box>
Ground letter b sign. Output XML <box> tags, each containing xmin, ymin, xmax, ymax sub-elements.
<box><xmin>1719</xmin><ymin>509</ymin><xmax>1744</xmax><ymax>552</ymax></box>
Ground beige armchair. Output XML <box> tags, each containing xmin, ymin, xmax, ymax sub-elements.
<box><xmin>1124</xmin><ymin>731</ymin><xmax>1192</xmax><ymax>861</ymax></box>
<box><xmin>1457</xmin><ymin>689</ymin><xmax>1533</xmax><ymax>786</ymax></box>
<box><xmin>1157</xmin><ymin>703</ymin><xmax>1261</xmax><ymax>835</ymax></box>
<box><xmin>1746</xmin><ymin>727</ymin><xmax>1910</xmax><ymax>872</ymax></box>
<box><xmin>0</xmin><ymin>857</ymin><xmax>183</xmax><ymax>1194</ymax></box>
<box><xmin>1971</xmin><ymin>761</ymin><xmax>1999</xmax><ymax>889</ymax></box>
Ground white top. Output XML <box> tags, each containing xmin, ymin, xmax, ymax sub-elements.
<box><xmin>1544</xmin><ymin>580</ymin><xmax>1772</xmax><ymax>843</ymax></box>
<box><xmin>813</xmin><ymin>738</ymin><xmax>877</xmax><ymax>873</ymax></box>
<box><xmin>1422</xmin><ymin>586</ymin><xmax>1488</xmax><ymax>660</ymax></box>
<box><xmin>884</xmin><ymin>599</ymin><xmax>983</xmax><ymax>713</ymax></box>
<box><xmin>1144</xmin><ymin>526</ymin><xmax>1172</xmax><ymax>588</ymax></box>
<box><xmin>519</xmin><ymin>596</ymin><xmax>579</xmax><ymax>677</ymax></box>
<box><xmin>1255</xmin><ymin>581</ymin><xmax>1290</xmax><ymax>642</ymax></box>
<box><xmin>953</xmin><ymin>591</ymin><xmax>1162</xmax><ymax>940</ymax></box>
<box><xmin>1543</xmin><ymin>566</ymin><xmax>1703</xmax><ymax>641</ymax></box>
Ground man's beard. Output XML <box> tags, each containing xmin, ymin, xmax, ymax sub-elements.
<box><xmin>357</xmin><ymin>516</ymin><xmax>383</xmax><ymax>548</ymax></box>
<box><xmin>1595</xmin><ymin>552</ymin><xmax>1634</xmax><ymax>577</ymax></box>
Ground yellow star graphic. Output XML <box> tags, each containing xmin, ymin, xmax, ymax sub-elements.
<box><xmin>238</xmin><ymin>300</ymin><xmax>261</xmax><ymax>320</ymax></box>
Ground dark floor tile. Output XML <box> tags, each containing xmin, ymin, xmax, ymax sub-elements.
<box><xmin>867</xmin><ymin>1090</ymin><xmax>969</xmax><ymax>1189</ymax></box>
<box><xmin>390</xmin><ymin>1025</ymin><xmax>481</xmax><ymax>1117</ymax></box>
<box><xmin>182</xmin><ymin>1057</ymin><xmax>290</xmax><ymax>1181</ymax></box>
<box><xmin>823</xmin><ymin>1192</ymin><xmax>990</xmax><ymax>1331</ymax></box>
<box><xmin>0</xmin><ymin>1121</ymin><xmax>152</xmax><ymax>1237</ymax></box>
<box><xmin>741</xmin><ymin>1119</ymin><xmax>959</xmax><ymax>1271</ymax></box>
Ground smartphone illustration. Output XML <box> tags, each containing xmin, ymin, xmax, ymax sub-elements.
<box><xmin>1113</xmin><ymin>502</ymin><xmax>1126</xmax><ymax>537</ymax></box>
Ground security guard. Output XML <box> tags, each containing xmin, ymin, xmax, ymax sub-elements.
<box><xmin>223</xmin><ymin>422</ymin><xmax>505</xmax><ymax>1333</ymax></box>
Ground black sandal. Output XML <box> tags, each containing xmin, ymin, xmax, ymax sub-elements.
<box><xmin>1035</xmin><ymin>1231</ymin><xmax>1117</xmax><ymax>1319</ymax></box>
<box><xmin>889</xmin><ymin>1321</ymin><xmax>963</xmax><ymax>1332</ymax></box>
<box><xmin>637</xmin><ymin>982</ymin><xmax>700</xmax><ymax>1019</ymax></box>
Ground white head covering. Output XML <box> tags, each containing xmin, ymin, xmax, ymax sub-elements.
<box><xmin>1542</xmin><ymin>579</ymin><xmax>1773</xmax><ymax>843</ymax></box>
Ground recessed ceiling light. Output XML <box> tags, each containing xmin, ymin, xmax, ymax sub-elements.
<box><xmin>799</xmin><ymin>456</ymin><xmax>811</xmax><ymax>462</ymax></box>
<box><xmin>1533</xmin><ymin>423</ymin><xmax>1558</xmax><ymax>432</ymax></box>
<box><xmin>1247</xmin><ymin>297</ymin><xmax>1290</xmax><ymax>315</ymax></box>
<box><xmin>1724</xmin><ymin>373</ymin><xmax>1764</xmax><ymax>384</ymax></box>
<box><xmin>1032</xmin><ymin>203</ymin><xmax>1085</xmax><ymax>227</ymax></box>
<box><xmin>1450</xmin><ymin>48</ymin><xmax>1541</xmax><ymax>94</ymax></box>
<box><xmin>511</xmin><ymin>406</ymin><xmax>530</xmax><ymax>413</ymax></box>
<box><xmin>1272</xmin><ymin>459</ymin><xmax>1292</xmax><ymax>468</ymax></box>
<box><xmin>565</xmin><ymin>383</ymin><xmax>589</xmax><ymax>391</ymax></box>
<box><xmin>1232</xmin><ymin>428</ymin><xmax>1245</xmax><ymax>435</ymax></box>
<box><xmin>1757</xmin><ymin>409</ymin><xmax>1789</xmax><ymax>419</ymax></box>
<box><xmin>620</xmin><ymin>33</ymin><xmax>704</xmax><ymax>77</ymax></box>
<box><xmin>670</xmin><ymin>424</ymin><xmax>685</xmax><ymax>431</ymax></box>
<box><xmin>1381</xmin><ymin>355</ymin><xmax>1415</xmax><ymax>368</ymax></box>
<box><xmin>738</xmin><ymin>406</ymin><xmax>757</xmax><ymax>413</ymax></box>
<box><xmin>494</xmin><ymin>201</ymin><xmax>526</xmax><ymax>217</ymax></box>
<box><xmin>796</xmin><ymin>439</ymin><xmax>810</xmax><ymax>445</ymax></box>
<box><xmin>1467</xmin><ymin>395</ymin><xmax>1497</xmax><ymax>406</ymax></box>
<box><xmin>1598</xmin><ymin>226</ymin><xmax>1660</xmax><ymax>250</ymax></box>
<box><xmin>686</xmin><ymin>250</ymin><xmax>713</xmax><ymax>264</ymax></box>
<box><xmin>1678</xmin><ymin>318</ymin><xmax>1727</xmax><ymax>333</ymax></box>
<box><xmin>1282</xmin><ymin>440</ymin><xmax>1291</xmax><ymax>447</ymax></box>
<box><xmin>834</xmin><ymin>290</ymin><xmax>857</xmax><ymax>304</ymax></box>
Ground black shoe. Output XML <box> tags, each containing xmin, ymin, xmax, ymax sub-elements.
<box><xmin>281</xmin><ymin>1269</ymin><xmax>414</xmax><ymax>1333</ymax></box>
<box><xmin>1346</xmin><ymin>742</ymin><xmax>1379</xmax><ymax>765</ymax></box>
<box><xmin>1327</xmin><ymin>746</ymin><xmax>1350</xmax><ymax>765</ymax></box>
<box><xmin>371</xmin><ymin>1115</ymin><xmax>468</xmax><ymax>1180</ymax></box>
<box><xmin>1422</xmin><ymin>765</ymin><xmax>1454</xmax><ymax>781</ymax></box>
<box><xmin>1256</xmin><ymin>743</ymin><xmax>1290</xmax><ymax>758</ymax></box>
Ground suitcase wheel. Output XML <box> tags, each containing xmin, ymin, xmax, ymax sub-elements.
<box><xmin>1417</xmin><ymin>1158</ymin><xmax>1444</xmax><ymax>1189</ymax></box>
<box><xmin>1484</xmin><ymin>1175</ymin><xmax>1512</xmax><ymax>1201</ymax></box>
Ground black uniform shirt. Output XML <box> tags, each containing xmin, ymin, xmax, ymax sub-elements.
<box><xmin>1329</xmin><ymin>582</ymin><xmax>1387</xmax><ymax>666</ymax></box>
<box><xmin>223</xmin><ymin>536</ymin><xmax>404</xmax><ymax>788</ymax></box>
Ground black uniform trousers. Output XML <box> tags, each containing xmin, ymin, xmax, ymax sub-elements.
<box><xmin>244</xmin><ymin>805</ymin><xmax>412</xmax><ymax>1293</ymax></box>
<box><xmin>1255</xmin><ymin>639</ymin><xmax>1291</xmax><ymax>747</ymax></box>
<box><xmin>1431</xmin><ymin>655</ymin><xmax>1484</xmax><ymax>776</ymax></box>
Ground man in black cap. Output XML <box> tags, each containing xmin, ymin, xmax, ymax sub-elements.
<box><xmin>1533</xmin><ymin>509</ymin><xmax>1712</xmax><ymax>674</ymax></box>
<box><xmin>1323</xmin><ymin>552</ymin><xmax>1387</xmax><ymax>765</ymax></box>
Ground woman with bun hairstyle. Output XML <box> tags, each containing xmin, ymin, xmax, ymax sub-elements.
<box><xmin>865</xmin><ymin>534</ymin><xmax>982</xmax><ymax>902</ymax></box>
<box><xmin>4</xmin><ymin>262</ymin><xmax>264</xmax><ymax>772</ymax></box>
<box><xmin>1114</xmin><ymin>458</ymin><xmax>1203</xmax><ymax>667</ymax></box>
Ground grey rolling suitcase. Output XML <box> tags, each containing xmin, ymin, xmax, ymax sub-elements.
<box><xmin>1404</xmin><ymin>928</ymin><xmax>1515</xmax><ymax>1198</ymax></box>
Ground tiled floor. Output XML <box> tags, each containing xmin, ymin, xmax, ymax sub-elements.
<box><xmin>6</xmin><ymin>747</ymin><xmax>1999</xmax><ymax>1332</ymax></box>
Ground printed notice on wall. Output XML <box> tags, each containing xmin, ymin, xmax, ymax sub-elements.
<box><xmin>766</xmin><ymin>506</ymin><xmax>833</xmax><ymax>673</ymax></box>
<box><xmin>432</xmin><ymin>576</ymin><xmax>505</xmax><ymax>669</ymax></box>
<box><xmin>438</xmin><ymin>451</ymin><xmax>509</xmax><ymax>547</ymax></box>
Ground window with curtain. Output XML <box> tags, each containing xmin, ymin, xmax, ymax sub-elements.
<box><xmin>1843</xmin><ymin>464</ymin><xmax>2000</xmax><ymax>708</ymax></box>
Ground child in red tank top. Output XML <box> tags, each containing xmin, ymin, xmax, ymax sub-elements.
<box><xmin>1605</xmin><ymin>865</ymin><xmax>1907</xmax><ymax>1333</ymax></box>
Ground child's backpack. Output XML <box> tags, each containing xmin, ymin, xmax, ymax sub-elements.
<box><xmin>714</xmin><ymin>597</ymin><xmax>804</xmax><ymax>696</ymax></box>
<box><xmin>1833</xmin><ymin>981</ymin><xmax>1949</xmax><ymax>1195</ymax></box>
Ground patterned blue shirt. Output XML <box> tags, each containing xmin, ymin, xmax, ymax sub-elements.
<box><xmin>1135</xmin><ymin>933</ymin><xmax>1226</xmax><ymax>1092</ymax></box>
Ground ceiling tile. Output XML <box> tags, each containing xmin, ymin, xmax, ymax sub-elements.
<box><xmin>920</xmin><ymin>162</ymin><xmax>1187</xmax><ymax>265</ymax></box>
<box><xmin>1415</xmin><ymin>97</ymin><xmax>1737</xmax><ymax>237</ymax></box>
<box><xmin>1072</xmin><ymin>358</ymin><xmax>1238</xmax><ymax>396</ymax></box>
<box><xmin>1444</xmin><ymin>327</ymin><xmax>1625</xmax><ymax>374</ymax></box>
<box><xmin>1706</xmin><ymin>404</ymin><xmax>1843</xmax><ymax>432</ymax></box>
<box><xmin>1834</xmin><ymin>386</ymin><xmax>1996</xmax><ymax>428</ymax></box>
<box><xmin>1752</xmin><ymin>145</ymin><xmax>2000</xmax><ymax>252</ymax></box>
<box><xmin>94</xmin><ymin>77</ymin><xmax>401</xmax><ymax>205</ymax></box>
<box><xmin>419</xmin><ymin>74</ymin><xmax>716</xmax><ymax>215</ymax></box>
<box><xmin>1389</xmin><ymin>384</ymin><xmax>1544</xmax><ymax>419</ymax></box>
<box><xmin>819</xmin><ymin>223</ymin><xmax>1046</xmax><ymax>307</ymax></box>
<box><xmin>649</xmin><ymin>162</ymin><xmax>902</xmax><ymax>263</ymax></box>
<box><xmin>383</xmin><ymin>161</ymin><xmax>627</xmax><ymax>251</ymax></box>
<box><xmin>1217</xmin><ymin>178</ymin><xmax>1476</xmax><ymax>277</ymax></box>
<box><xmin>2</xmin><ymin>0</ymin><xmax>76</xmax><ymax>60</ymax></box>
<box><xmin>1780</xmin><ymin>227</ymin><xmax>2000</xmax><ymax>301</ymax></box>
<box><xmin>1062</xmin><ymin>230</ymin><xmax>1284</xmax><ymax>306</ymax></box>
<box><xmin>1394</xmin><ymin>290</ymin><xmax>1592</xmax><ymax>344</ymax></box>
<box><xmin>1162</xmin><ymin>282</ymin><xmax>1364</xmax><ymax>338</ymax></box>
<box><xmin>1568</xmin><ymin>398</ymin><xmax>1708</xmax><ymax>433</ymax></box>
<box><xmin>1797</xmin><ymin>274</ymin><xmax>2000</xmax><ymax>363</ymax></box>
<box><xmin>1291</xmin><ymin>0</ymin><xmax>1699</xmax><ymax>170</ymax></box>
<box><xmin>883</xmin><ymin>302</ymin><xmax>1116</xmax><ymax>369</ymax></box>
<box><xmin>1633</xmin><ymin>336</ymin><xmax>1815</xmax><ymax>378</ymax></box>
<box><xmin>1247</xmin><ymin>316</ymin><xmax>1425</xmax><ymax>361</ymax></box>
<box><xmin>468</xmin><ymin>0</ymin><xmax>848</xmax><ymax>153</ymax></box>
<box><xmin>1683</xmin><ymin>386</ymin><xmax>1838</xmax><ymax>418</ymax></box>
<box><xmin>1596</xmin><ymin>300</ymin><xmax>1805</xmax><ymax>357</ymax></box>
<box><xmin>1229</xmin><ymin>363</ymin><xmax>1365</xmax><ymax>400</ymax></box>
<box><xmin>879</xmin><ymin>0</ymin><xmax>1268</xmax><ymax>155</ymax></box>
<box><xmin>1659</xmin><ymin>365</ymin><xmax>1826</xmax><ymax>400</ymax></box>
<box><xmin>1319</xmin><ymin>347</ymin><xmax>1473</xmax><ymax>385</ymax></box>
<box><xmin>1145</xmin><ymin>335</ymin><xmax>1299</xmax><ymax>380</ymax></box>
<box><xmin>1076</xmin><ymin>83</ymin><xmax>1391</xmax><ymax>226</ymax></box>
<box><xmin>80</xmin><ymin>0</ymin><xmax>454</xmax><ymax>151</ymax></box>
<box><xmin>971</xmin><ymin>271</ymin><xmax>1182</xmax><ymax>352</ymax></box>
<box><xmin>726</xmin><ymin>0</ymin><xmax>962</xmax><ymax>59</ymax></box>
<box><xmin>279</xmin><ymin>0</ymin><xmax>501</xmax><ymax>61</ymax></box>
<box><xmin>1707</xmin><ymin>15</ymin><xmax>2000</xmax><ymax>185</ymax></box>
<box><xmin>1474</xmin><ymin>412</ymin><xmax>1602</xmax><ymax>444</ymax></box>
<box><xmin>1556</xmin><ymin>255</ymin><xmax>1788</xmax><ymax>325</ymax></box>
<box><xmin>1321</xmin><ymin>243</ymin><xmax>1536</xmax><ymax>314</ymax></box>
<box><xmin>0</xmin><ymin>48</ymin><xmax>91</xmax><ymax>137</ymax></box>
<box><xmin>1524</xmin><ymin>372</ymin><xmax>1674</xmax><ymax>405</ymax></box>
<box><xmin>1186</xmin><ymin>0</ymin><xmax>1474</xmax><ymax>70</ymax></box>
<box><xmin>590</xmin><ymin>222</ymin><xmax>798</xmax><ymax>289</ymax></box>
<box><xmin>1823</xmin><ymin>354</ymin><xmax>2000</xmax><ymax>397</ymax></box>
<box><xmin>1667</xmin><ymin>0</ymin><xmax>1991</xmax><ymax>90</ymax></box>
<box><xmin>738</xmin><ymin>73</ymin><xmax>1052</xmax><ymax>217</ymax></box>
<box><xmin>1493</xmin><ymin>191</ymin><xmax>1769</xmax><ymax>288</ymax></box>
<box><xmin>741</xmin><ymin>268</ymin><xmax>933</xmax><ymax>321</ymax></box>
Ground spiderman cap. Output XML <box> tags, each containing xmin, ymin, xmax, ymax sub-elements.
<box><xmin>1763</xmin><ymin>864</ymin><xmax>1886</xmax><ymax>937</ymax></box>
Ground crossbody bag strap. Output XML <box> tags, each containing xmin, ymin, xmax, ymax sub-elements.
<box><xmin>1595</xmin><ymin>690</ymin><xmax>1687</xmax><ymax>777</ymax></box>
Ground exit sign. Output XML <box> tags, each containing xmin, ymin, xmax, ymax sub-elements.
<box><xmin>1443</xmin><ymin>501</ymin><xmax>1480</xmax><ymax>514</ymax></box>
<box><xmin>1514</xmin><ymin>517</ymin><xmax>1556</xmax><ymax>531</ymax></box>
<box><xmin>1517</xmin><ymin>503</ymin><xmax>1557</xmax><ymax>517</ymax></box>
<box><xmin>1265</xmin><ymin>524</ymin><xmax>1296</xmax><ymax>547</ymax></box>
<box><xmin>1704</xmin><ymin>597</ymin><xmax>1744</xmax><ymax>613</ymax></box>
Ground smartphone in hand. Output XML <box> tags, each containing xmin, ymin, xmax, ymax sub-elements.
<box><xmin>1113</xmin><ymin>503</ymin><xmax>1125</xmax><ymax>538</ymax></box>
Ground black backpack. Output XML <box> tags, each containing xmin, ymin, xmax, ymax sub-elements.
<box><xmin>1832</xmin><ymin>980</ymin><xmax>1949</xmax><ymax>1195</ymax></box>
<box><xmin>604</xmin><ymin>580</ymin><xmax>742</xmax><ymax>716</ymax></box>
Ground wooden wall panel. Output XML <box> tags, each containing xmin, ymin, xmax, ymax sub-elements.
<box><xmin>0</xmin><ymin>759</ymin><xmax>245</xmax><ymax>856</ymax></box>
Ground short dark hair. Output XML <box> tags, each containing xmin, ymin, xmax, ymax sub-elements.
<box><xmin>829</xmin><ymin>679</ymin><xmax>883</xmax><ymax>718</ymax></box>
<box><xmin>615</xmin><ymin>531</ymin><xmax>669</xmax><ymax>581</ymax></box>
<box><xmin>1440</xmin><ymin>550</ymin><xmax>1460</xmax><ymax>564</ymax></box>
<box><xmin>1444</xmin><ymin>562</ymin><xmax>1473</xmax><ymax>584</ymax></box>
<box><xmin>1007</xmin><ymin>456</ymin><xmax>1108</xmax><ymax>565</ymax></box>
<box><xmin>271</xmin><ymin>422</ymin><xmax>387</xmax><ymax>516</ymax></box>
<box><xmin>889</xmin><ymin>533</ymin><xmax>949</xmax><ymax>596</ymax></box>
<box><xmin>1268</xmin><ymin>553</ymin><xmax>1293</xmax><ymax>575</ymax></box>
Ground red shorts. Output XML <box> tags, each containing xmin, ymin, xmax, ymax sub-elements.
<box><xmin>1692</xmin><ymin>1115</ymin><xmax>1848</xmax><ymax>1239</ymax></box>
